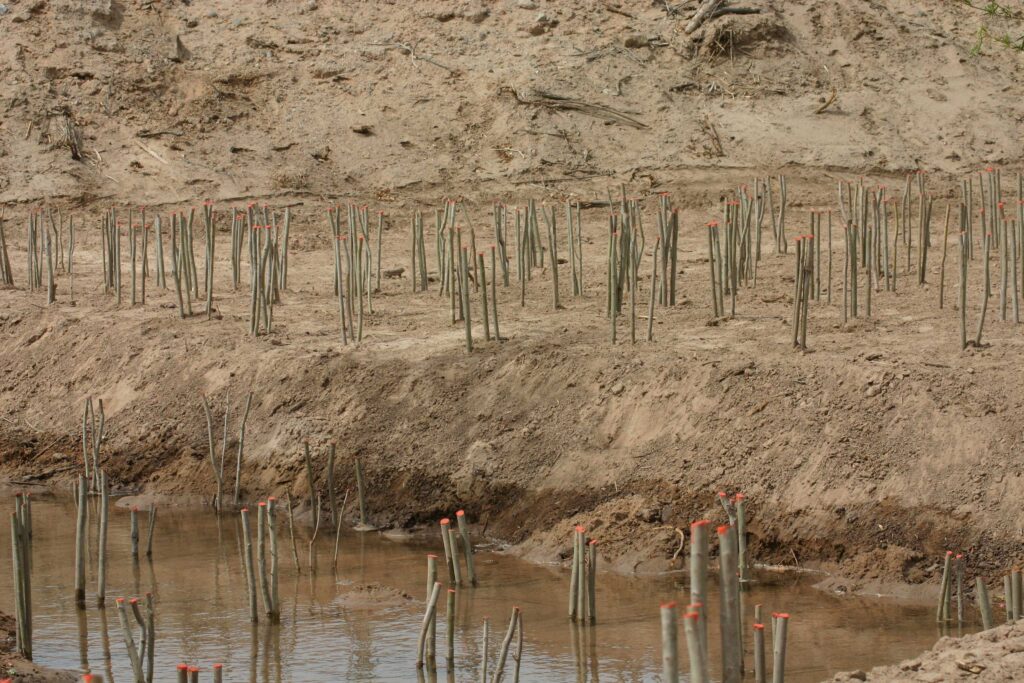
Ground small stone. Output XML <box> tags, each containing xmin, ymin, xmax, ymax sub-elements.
<box><xmin>848</xmin><ymin>671</ymin><xmax>867</xmax><ymax>681</ymax></box>
<box><xmin>516</xmin><ymin>0</ymin><xmax>537</xmax><ymax>8</ymax></box>
<box><xmin>171</xmin><ymin>34</ymin><xmax>190</xmax><ymax>61</ymax></box>
<box><xmin>610</xmin><ymin>383</ymin><xmax>624</xmax><ymax>396</ymax></box>
<box><xmin>299</xmin><ymin>0</ymin><xmax>317</xmax><ymax>13</ymax></box>
<box><xmin>864</xmin><ymin>385</ymin><xmax>881</xmax><ymax>397</ymax></box>
<box><xmin>637</xmin><ymin>507</ymin><xmax>661</xmax><ymax>523</ymax></box>
<box><xmin>623</xmin><ymin>33</ymin><xmax>649</xmax><ymax>48</ymax></box>
<box><xmin>0</xmin><ymin>4</ymin><xmax>9</xmax><ymax>15</ymax></box>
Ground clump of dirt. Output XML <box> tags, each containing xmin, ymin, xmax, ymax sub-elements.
<box><xmin>336</xmin><ymin>583</ymin><xmax>415</xmax><ymax>609</ymax></box>
<box><xmin>699</xmin><ymin>12</ymin><xmax>792</xmax><ymax>59</ymax></box>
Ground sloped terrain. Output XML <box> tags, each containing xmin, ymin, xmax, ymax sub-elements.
<box><xmin>1</xmin><ymin>0</ymin><xmax>1022</xmax><ymax>208</ymax></box>
<box><xmin>2</xmin><ymin>3</ymin><xmax>1024</xmax><ymax>676</ymax></box>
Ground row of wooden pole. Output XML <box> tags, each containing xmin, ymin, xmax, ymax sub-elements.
<box><xmin>10</xmin><ymin>493</ymin><xmax>32</xmax><ymax>659</ymax></box>
<box><xmin>664</xmin><ymin>495</ymin><xmax>783</xmax><ymax>683</ymax></box>
<box><xmin>239</xmin><ymin>499</ymin><xmax>281</xmax><ymax>624</ymax></box>
<box><xmin>418</xmin><ymin>511</ymin><xmax>520</xmax><ymax>681</ymax></box>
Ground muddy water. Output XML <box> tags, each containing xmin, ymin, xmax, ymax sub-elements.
<box><xmin>0</xmin><ymin>496</ymin><xmax>968</xmax><ymax>682</ymax></box>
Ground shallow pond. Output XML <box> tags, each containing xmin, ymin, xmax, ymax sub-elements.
<box><xmin>0</xmin><ymin>496</ymin><xmax>968</xmax><ymax>682</ymax></box>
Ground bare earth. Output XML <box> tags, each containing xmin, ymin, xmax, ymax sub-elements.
<box><xmin>833</xmin><ymin>622</ymin><xmax>1024</xmax><ymax>683</ymax></box>
<box><xmin>2</xmin><ymin>0</ymin><xmax>1024</xmax><ymax>678</ymax></box>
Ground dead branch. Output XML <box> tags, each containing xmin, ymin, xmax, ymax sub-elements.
<box><xmin>710</xmin><ymin>6</ymin><xmax>761</xmax><ymax>19</ymax></box>
<box><xmin>135</xmin><ymin>141</ymin><xmax>169</xmax><ymax>165</ymax></box>
<box><xmin>499</xmin><ymin>86</ymin><xmax>648</xmax><ymax>129</ymax></box>
<box><xmin>685</xmin><ymin>0</ymin><xmax>725</xmax><ymax>34</ymax></box>
<box><xmin>137</xmin><ymin>129</ymin><xmax>184</xmax><ymax>138</ymax></box>
<box><xmin>604</xmin><ymin>4</ymin><xmax>635</xmax><ymax>19</ymax></box>
<box><xmin>58</xmin><ymin>111</ymin><xmax>83</xmax><ymax>161</ymax></box>
<box><xmin>370</xmin><ymin>41</ymin><xmax>457</xmax><ymax>74</ymax></box>
<box><xmin>686</xmin><ymin>0</ymin><xmax>760</xmax><ymax>34</ymax></box>
<box><xmin>815</xmin><ymin>86</ymin><xmax>838</xmax><ymax>114</ymax></box>
<box><xmin>700</xmin><ymin>114</ymin><xmax>725</xmax><ymax>157</ymax></box>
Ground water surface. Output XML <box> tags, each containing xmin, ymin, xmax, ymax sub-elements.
<box><xmin>0</xmin><ymin>496</ymin><xmax>967</xmax><ymax>681</ymax></box>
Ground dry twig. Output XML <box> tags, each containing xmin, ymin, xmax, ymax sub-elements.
<box><xmin>815</xmin><ymin>86</ymin><xmax>838</xmax><ymax>114</ymax></box>
<box><xmin>370</xmin><ymin>41</ymin><xmax>457</xmax><ymax>74</ymax></box>
<box><xmin>499</xmin><ymin>86</ymin><xmax>648</xmax><ymax>129</ymax></box>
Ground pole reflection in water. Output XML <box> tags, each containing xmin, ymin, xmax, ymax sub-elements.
<box><xmin>568</xmin><ymin>621</ymin><xmax>585</xmax><ymax>682</ymax></box>
<box><xmin>587</xmin><ymin>619</ymin><xmax>599</xmax><ymax>681</ymax></box>
<box><xmin>98</xmin><ymin>603</ymin><xmax>113</xmax><ymax>683</ymax></box>
<box><xmin>260</xmin><ymin>621</ymin><xmax>271</xmax><ymax>683</ymax></box>
<box><xmin>76</xmin><ymin>606</ymin><xmax>89</xmax><ymax>674</ymax></box>
<box><xmin>248</xmin><ymin>624</ymin><xmax>257</xmax><ymax>683</ymax></box>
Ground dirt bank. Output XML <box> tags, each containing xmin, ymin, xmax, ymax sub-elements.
<box><xmin>0</xmin><ymin>611</ymin><xmax>77</xmax><ymax>682</ymax></box>
<box><xmin>832</xmin><ymin>622</ymin><xmax>1024</xmax><ymax>683</ymax></box>
<box><xmin>2</xmin><ymin>168</ymin><xmax>1024</xmax><ymax>597</ymax></box>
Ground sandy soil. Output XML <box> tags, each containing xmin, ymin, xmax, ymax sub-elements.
<box><xmin>3</xmin><ymin>0</ymin><xmax>1024</xmax><ymax>677</ymax></box>
<box><xmin>1</xmin><ymin>0</ymin><xmax>1023</xmax><ymax>207</ymax></box>
<box><xmin>832</xmin><ymin>622</ymin><xmax>1024</xmax><ymax>683</ymax></box>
